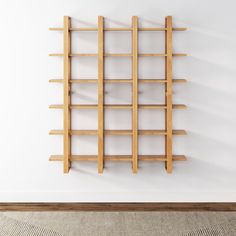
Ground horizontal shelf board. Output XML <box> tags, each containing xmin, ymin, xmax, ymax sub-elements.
<box><xmin>105</xmin><ymin>79</ymin><xmax>132</xmax><ymax>83</ymax></box>
<box><xmin>49</xmin><ymin>27</ymin><xmax>64</xmax><ymax>31</ymax></box>
<box><xmin>106</xmin><ymin>104</ymin><xmax>132</xmax><ymax>109</ymax></box>
<box><xmin>70</xmin><ymin>27</ymin><xmax>98</xmax><ymax>31</ymax></box>
<box><xmin>70</xmin><ymin>53</ymin><xmax>98</xmax><ymax>57</ymax></box>
<box><xmin>172</xmin><ymin>53</ymin><xmax>188</xmax><ymax>56</ymax></box>
<box><xmin>173</xmin><ymin>79</ymin><xmax>187</xmax><ymax>83</ymax></box>
<box><xmin>71</xmin><ymin>79</ymin><xmax>98</xmax><ymax>83</ymax></box>
<box><xmin>71</xmin><ymin>104</ymin><xmax>97</xmax><ymax>109</ymax></box>
<box><xmin>49</xmin><ymin>79</ymin><xmax>187</xmax><ymax>83</ymax></box>
<box><xmin>49</xmin><ymin>155</ymin><xmax>186</xmax><ymax>162</ymax></box>
<box><xmin>49</xmin><ymin>104</ymin><xmax>187</xmax><ymax>109</ymax></box>
<box><xmin>139</xmin><ymin>79</ymin><xmax>166</xmax><ymax>83</ymax></box>
<box><xmin>49</xmin><ymin>53</ymin><xmax>187</xmax><ymax>57</ymax></box>
<box><xmin>49</xmin><ymin>53</ymin><xmax>64</xmax><ymax>56</ymax></box>
<box><xmin>139</xmin><ymin>53</ymin><xmax>166</xmax><ymax>57</ymax></box>
<box><xmin>49</xmin><ymin>79</ymin><xmax>64</xmax><ymax>83</ymax></box>
<box><xmin>49</xmin><ymin>129</ymin><xmax>187</xmax><ymax>135</ymax></box>
<box><xmin>105</xmin><ymin>53</ymin><xmax>132</xmax><ymax>57</ymax></box>
<box><xmin>49</xmin><ymin>27</ymin><xmax>187</xmax><ymax>31</ymax></box>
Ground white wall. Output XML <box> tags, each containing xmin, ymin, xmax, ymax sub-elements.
<box><xmin>0</xmin><ymin>0</ymin><xmax>236</xmax><ymax>202</ymax></box>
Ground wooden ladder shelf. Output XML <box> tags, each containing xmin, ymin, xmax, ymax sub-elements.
<box><xmin>49</xmin><ymin>16</ymin><xmax>187</xmax><ymax>174</ymax></box>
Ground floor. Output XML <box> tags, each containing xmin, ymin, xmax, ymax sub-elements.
<box><xmin>0</xmin><ymin>212</ymin><xmax>236</xmax><ymax>236</ymax></box>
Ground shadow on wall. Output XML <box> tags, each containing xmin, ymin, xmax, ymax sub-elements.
<box><xmin>181</xmin><ymin>27</ymin><xmax>236</xmax><ymax>181</ymax></box>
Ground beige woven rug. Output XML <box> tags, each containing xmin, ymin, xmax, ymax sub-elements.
<box><xmin>1</xmin><ymin>212</ymin><xmax>236</xmax><ymax>236</ymax></box>
<box><xmin>0</xmin><ymin>215</ymin><xmax>64</xmax><ymax>236</ymax></box>
<box><xmin>182</xmin><ymin>219</ymin><xmax>236</xmax><ymax>236</ymax></box>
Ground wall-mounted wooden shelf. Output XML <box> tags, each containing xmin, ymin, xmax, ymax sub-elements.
<box><xmin>49</xmin><ymin>16</ymin><xmax>187</xmax><ymax>174</ymax></box>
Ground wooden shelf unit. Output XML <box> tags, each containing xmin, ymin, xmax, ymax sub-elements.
<box><xmin>49</xmin><ymin>16</ymin><xmax>187</xmax><ymax>174</ymax></box>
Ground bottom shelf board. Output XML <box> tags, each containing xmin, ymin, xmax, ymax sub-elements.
<box><xmin>49</xmin><ymin>155</ymin><xmax>186</xmax><ymax>162</ymax></box>
<box><xmin>49</xmin><ymin>129</ymin><xmax>187</xmax><ymax>136</ymax></box>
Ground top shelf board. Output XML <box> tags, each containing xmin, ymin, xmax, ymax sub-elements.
<box><xmin>49</xmin><ymin>53</ymin><xmax>188</xmax><ymax>57</ymax></box>
<box><xmin>49</xmin><ymin>27</ymin><xmax>187</xmax><ymax>32</ymax></box>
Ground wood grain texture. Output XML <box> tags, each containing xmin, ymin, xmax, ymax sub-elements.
<box><xmin>132</xmin><ymin>16</ymin><xmax>138</xmax><ymax>173</ymax></box>
<box><xmin>165</xmin><ymin>16</ymin><xmax>173</xmax><ymax>173</ymax></box>
<box><xmin>49</xmin><ymin>129</ymin><xmax>187</xmax><ymax>136</ymax></box>
<box><xmin>49</xmin><ymin>79</ymin><xmax>187</xmax><ymax>84</ymax></box>
<box><xmin>49</xmin><ymin>27</ymin><xmax>187</xmax><ymax>31</ymax></box>
<box><xmin>98</xmin><ymin>16</ymin><xmax>104</xmax><ymax>173</ymax></box>
<box><xmin>63</xmin><ymin>16</ymin><xmax>71</xmax><ymax>173</ymax></box>
<box><xmin>0</xmin><ymin>203</ymin><xmax>235</xmax><ymax>211</ymax></box>
<box><xmin>49</xmin><ymin>53</ymin><xmax>187</xmax><ymax>57</ymax></box>
<box><xmin>49</xmin><ymin>155</ymin><xmax>186</xmax><ymax>162</ymax></box>
<box><xmin>49</xmin><ymin>104</ymin><xmax>186</xmax><ymax>110</ymax></box>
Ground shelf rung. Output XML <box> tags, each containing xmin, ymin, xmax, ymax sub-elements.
<box><xmin>173</xmin><ymin>53</ymin><xmax>188</xmax><ymax>56</ymax></box>
<box><xmin>49</xmin><ymin>28</ymin><xmax>64</xmax><ymax>31</ymax></box>
<box><xmin>172</xmin><ymin>130</ymin><xmax>187</xmax><ymax>135</ymax></box>
<box><xmin>139</xmin><ymin>27</ymin><xmax>187</xmax><ymax>31</ymax></box>
<box><xmin>70</xmin><ymin>28</ymin><xmax>98</xmax><ymax>31</ymax></box>
<box><xmin>69</xmin><ymin>28</ymin><xmax>133</xmax><ymax>31</ymax></box>
<box><xmin>105</xmin><ymin>53</ymin><xmax>132</xmax><ymax>57</ymax></box>
<box><xmin>71</xmin><ymin>53</ymin><xmax>132</xmax><ymax>57</ymax></box>
<box><xmin>173</xmin><ymin>79</ymin><xmax>187</xmax><ymax>83</ymax></box>
<box><xmin>49</xmin><ymin>104</ymin><xmax>64</xmax><ymax>109</ymax></box>
<box><xmin>139</xmin><ymin>53</ymin><xmax>167</xmax><ymax>57</ymax></box>
<box><xmin>104</xmin><ymin>79</ymin><xmax>132</xmax><ymax>83</ymax></box>
<box><xmin>139</xmin><ymin>28</ymin><xmax>166</xmax><ymax>31</ymax></box>
<box><xmin>105</xmin><ymin>28</ymin><xmax>132</xmax><ymax>31</ymax></box>
<box><xmin>70</xmin><ymin>79</ymin><xmax>98</xmax><ymax>83</ymax></box>
<box><xmin>172</xmin><ymin>104</ymin><xmax>187</xmax><ymax>109</ymax></box>
<box><xmin>139</xmin><ymin>79</ymin><xmax>166</xmax><ymax>83</ymax></box>
<box><xmin>139</xmin><ymin>130</ymin><xmax>166</xmax><ymax>135</ymax></box>
<box><xmin>105</xmin><ymin>104</ymin><xmax>132</xmax><ymax>109</ymax></box>
<box><xmin>49</xmin><ymin>79</ymin><xmax>64</xmax><ymax>83</ymax></box>
<box><xmin>49</xmin><ymin>129</ymin><xmax>187</xmax><ymax>136</ymax></box>
<box><xmin>70</xmin><ymin>53</ymin><xmax>97</xmax><ymax>57</ymax></box>
<box><xmin>173</xmin><ymin>28</ymin><xmax>187</xmax><ymax>31</ymax></box>
<box><xmin>139</xmin><ymin>155</ymin><xmax>186</xmax><ymax>161</ymax></box>
<box><xmin>49</xmin><ymin>53</ymin><xmax>64</xmax><ymax>56</ymax></box>
<box><xmin>50</xmin><ymin>130</ymin><xmax>101</xmax><ymax>135</ymax></box>
<box><xmin>139</xmin><ymin>53</ymin><xmax>187</xmax><ymax>56</ymax></box>
<box><xmin>105</xmin><ymin>130</ymin><xmax>132</xmax><ymax>135</ymax></box>
<box><xmin>72</xmin><ymin>130</ymin><xmax>98</xmax><ymax>135</ymax></box>
<box><xmin>104</xmin><ymin>155</ymin><xmax>132</xmax><ymax>161</ymax></box>
<box><xmin>49</xmin><ymin>130</ymin><xmax>64</xmax><ymax>135</ymax></box>
<box><xmin>49</xmin><ymin>27</ymin><xmax>187</xmax><ymax>32</ymax></box>
<box><xmin>71</xmin><ymin>104</ymin><xmax>97</xmax><ymax>109</ymax></box>
<box><xmin>49</xmin><ymin>155</ymin><xmax>186</xmax><ymax>162</ymax></box>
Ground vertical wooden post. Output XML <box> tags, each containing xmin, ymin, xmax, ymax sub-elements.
<box><xmin>132</xmin><ymin>16</ymin><xmax>138</xmax><ymax>173</ymax></box>
<box><xmin>165</xmin><ymin>16</ymin><xmax>173</xmax><ymax>173</ymax></box>
<box><xmin>63</xmin><ymin>16</ymin><xmax>71</xmax><ymax>173</ymax></box>
<box><xmin>98</xmin><ymin>16</ymin><xmax>104</xmax><ymax>173</ymax></box>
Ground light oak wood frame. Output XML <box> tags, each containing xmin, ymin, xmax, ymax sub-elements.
<box><xmin>165</xmin><ymin>16</ymin><xmax>173</xmax><ymax>173</ymax></box>
<box><xmin>98</xmin><ymin>16</ymin><xmax>104</xmax><ymax>173</ymax></box>
<box><xmin>49</xmin><ymin>16</ymin><xmax>187</xmax><ymax>174</ymax></box>
<box><xmin>132</xmin><ymin>16</ymin><xmax>138</xmax><ymax>173</ymax></box>
<box><xmin>63</xmin><ymin>16</ymin><xmax>71</xmax><ymax>173</ymax></box>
